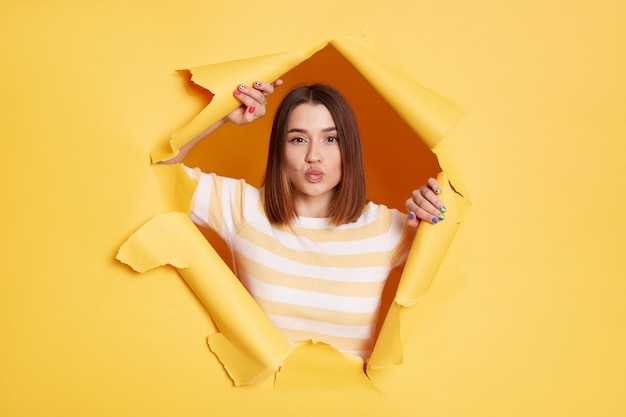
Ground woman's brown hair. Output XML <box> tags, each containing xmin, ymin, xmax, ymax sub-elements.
<box><xmin>263</xmin><ymin>83</ymin><xmax>366</xmax><ymax>225</ymax></box>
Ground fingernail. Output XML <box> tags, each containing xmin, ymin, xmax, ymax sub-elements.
<box><xmin>408</xmin><ymin>212</ymin><xmax>415</xmax><ymax>220</ymax></box>
<box><xmin>254</xmin><ymin>81</ymin><xmax>262</xmax><ymax>88</ymax></box>
<box><xmin>431</xmin><ymin>217</ymin><xmax>439</xmax><ymax>224</ymax></box>
<box><xmin>238</xmin><ymin>84</ymin><xmax>246</xmax><ymax>90</ymax></box>
<box><xmin>248</xmin><ymin>106</ymin><xmax>256</xmax><ymax>114</ymax></box>
<box><xmin>435</xmin><ymin>188</ymin><xmax>441</xmax><ymax>195</ymax></box>
<box><xmin>440</xmin><ymin>206</ymin><xmax>447</xmax><ymax>213</ymax></box>
<box><xmin>438</xmin><ymin>214</ymin><xmax>445</xmax><ymax>220</ymax></box>
<box><xmin>234</xmin><ymin>89</ymin><xmax>241</xmax><ymax>95</ymax></box>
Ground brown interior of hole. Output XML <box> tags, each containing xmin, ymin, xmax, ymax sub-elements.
<box><xmin>184</xmin><ymin>44</ymin><xmax>441</xmax><ymax>341</ymax></box>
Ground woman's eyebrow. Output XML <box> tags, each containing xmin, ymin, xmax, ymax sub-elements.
<box><xmin>287</xmin><ymin>126</ymin><xmax>337</xmax><ymax>134</ymax></box>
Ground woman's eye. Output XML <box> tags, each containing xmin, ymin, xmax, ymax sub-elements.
<box><xmin>289</xmin><ymin>137</ymin><xmax>306</xmax><ymax>143</ymax></box>
<box><xmin>326</xmin><ymin>136</ymin><xmax>338</xmax><ymax>143</ymax></box>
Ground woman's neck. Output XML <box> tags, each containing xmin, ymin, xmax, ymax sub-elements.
<box><xmin>293</xmin><ymin>195</ymin><xmax>332</xmax><ymax>218</ymax></box>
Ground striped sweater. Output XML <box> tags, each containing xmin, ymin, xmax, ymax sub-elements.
<box><xmin>185</xmin><ymin>167</ymin><xmax>415</xmax><ymax>358</ymax></box>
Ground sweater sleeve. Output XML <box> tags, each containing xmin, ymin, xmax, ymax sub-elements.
<box><xmin>181</xmin><ymin>165</ymin><xmax>258</xmax><ymax>240</ymax></box>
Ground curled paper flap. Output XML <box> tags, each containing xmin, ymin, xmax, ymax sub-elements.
<box><xmin>432</xmin><ymin>127</ymin><xmax>472</xmax><ymax>203</ymax></box>
<box><xmin>116</xmin><ymin>211</ymin><xmax>292</xmax><ymax>386</ymax></box>
<box><xmin>151</xmin><ymin>47</ymin><xmax>324</xmax><ymax>163</ymax></box>
<box><xmin>395</xmin><ymin>173</ymin><xmax>469</xmax><ymax>306</ymax></box>
<box><xmin>274</xmin><ymin>341</ymin><xmax>374</xmax><ymax>393</ymax></box>
<box><xmin>330</xmin><ymin>33</ymin><xmax>465</xmax><ymax>149</ymax></box>
<box><xmin>367</xmin><ymin>171</ymin><xmax>470</xmax><ymax>371</ymax></box>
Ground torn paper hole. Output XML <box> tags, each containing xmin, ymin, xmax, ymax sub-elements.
<box><xmin>117</xmin><ymin>32</ymin><xmax>471</xmax><ymax>387</ymax></box>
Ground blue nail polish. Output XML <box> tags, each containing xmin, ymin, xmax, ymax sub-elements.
<box><xmin>408</xmin><ymin>212</ymin><xmax>415</xmax><ymax>220</ymax></box>
<box><xmin>432</xmin><ymin>217</ymin><xmax>438</xmax><ymax>223</ymax></box>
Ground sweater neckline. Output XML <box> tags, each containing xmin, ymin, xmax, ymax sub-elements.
<box><xmin>293</xmin><ymin>216</ymin><xmax>332</xmax><ymax>228</ymax></box>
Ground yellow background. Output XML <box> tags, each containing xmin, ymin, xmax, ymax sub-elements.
<box><xmin>2</xmin><ymin>1</ymin><xmax>625</xmax><ymax>416</ymax></box>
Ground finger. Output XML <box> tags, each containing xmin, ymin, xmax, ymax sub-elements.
<box><xmin>253</xmin><ymin>79</ymin><xmax>283</xmax><ymax>96</ymax></box>
<box><xmin>252</xmin><ymin>81</ymin><xmax>272</xmax><ymax>96</ymax></box>
<box><xmin>234</xmin><ymin>84</ymin><xmax>267</xmax><ymax>118</ymax></box>
<box><xmin>237</xmin><ymin>83</ymin><xmax>267</xmax><ymax>105</ymax></box>
<box><xmin>406</xmin><ymin>211</ymin><xmax>420</xmax><ymax>227</ymax></box>
<box><xmin>427</xmin><ymin>177</ymin><xmax>442</xmax><ymax>195</ymax></box>
<box><xmin>412</xmin><ymin>187</ymin><xmax>442</xmax><ymax>214</ymax></box>
<box><xmin>418</xmin><ymin>182</ymin><xmax>447</xmax><ymax>214</ymax></box>
<box><xmin>406</xmin><ymin>202</ymin><xmax>441</xmax><ymax>224</ymax></box>
<box><xmin>406</xmin><ymin>192</ymin><xmax>444</xmax><ymax>224</ymax></box>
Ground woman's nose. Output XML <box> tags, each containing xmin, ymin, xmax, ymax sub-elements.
<box><xmin>305</xmin><ymin>143</ymin><xmax>322</xmax><ymax>163</ymax></box>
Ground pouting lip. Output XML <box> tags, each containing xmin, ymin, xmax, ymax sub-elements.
<box><xmin>305</xmin><ymin>167</ymin><xmax>324</xmax><ymax>182</ymax></box>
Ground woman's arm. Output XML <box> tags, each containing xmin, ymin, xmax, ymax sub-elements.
<box><xmin>159</xmin><ymin>80</ymin><xmax>283</xmax><ymax>165</ymax></box>
<box><xmin>405</xmin><ymin>177</ymin><xmax>447</xmax><ymax>226</ymax></box>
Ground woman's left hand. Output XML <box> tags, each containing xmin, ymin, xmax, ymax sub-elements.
<box><xmin>405</xmin><ymin>178</ymin><xmax>447</xmax><ymax>226</ymax></box>
<box><xmin>227</xmin><ymin>79</ymin><xmax>284</xmax><ymax>126</ymax></box>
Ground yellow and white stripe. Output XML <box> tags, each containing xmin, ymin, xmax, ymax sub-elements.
<box><xmin>185</xmin><ymin>167</ymin><xmax>414</xmax><ymax>358</ymax></box>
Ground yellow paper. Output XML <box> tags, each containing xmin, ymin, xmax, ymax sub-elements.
<box><xmin>368</xmin><ymin>171</ymin><xmax>469</xmax><ymax>371</ymax></box>
<box><xmin>116</xmin><ymin>211</ymin><xmax>292</xmax><ymax>385</ymax></box>
<box><xmin>331</xmin><ymin>33</ymin><xmax>465</xmax><ymax>148</ymax></box>
<box><xmin>4</xmin><ymin>0</ymin><xmax>626</xmax><ymax>415</ymax></box>
<box><xmin>274</xmin><ymin>341</ymin><xmax>373</xmax><ymax>393</ymax></box>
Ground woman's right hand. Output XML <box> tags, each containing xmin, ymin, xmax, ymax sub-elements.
<box><xmin>226</xmin><ymin>79</ymin><xmax>284</xmax><ymax>126</ymax></box>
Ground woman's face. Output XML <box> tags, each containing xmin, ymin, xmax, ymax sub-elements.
<box><xmin>284</xmin><ymin>103</ymin><xmax>342</xmax><ymax>216</ymax></box>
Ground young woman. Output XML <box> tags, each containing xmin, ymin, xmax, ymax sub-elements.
<box><xmin>164</xmin><ymin>80</ymin><xmax>446</xmax><ymax>359</ymax></box>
